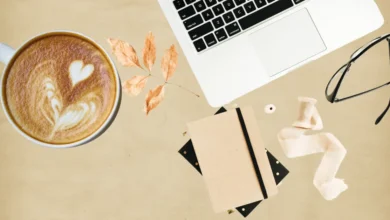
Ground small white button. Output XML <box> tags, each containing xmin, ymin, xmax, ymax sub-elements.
<box><xmin>265</xmin><ymin>104</ymin><xmax>276</xmax><ymax>114</ymax></box>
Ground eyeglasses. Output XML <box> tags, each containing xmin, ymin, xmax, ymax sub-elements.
<box><xmin>325</xmin><ymin>34</ymin><xmax>390</xmax><ymax>125</ymax></box>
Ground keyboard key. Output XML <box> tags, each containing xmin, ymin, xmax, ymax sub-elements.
<box><xmin>212</xmin><ymin>4</ymin><xmax>225</xmax><ymax>16</ymax></box>
<box><xmin>185</xmin><ymin>0</ymin><xmax>197</xmax><ymax>4</ymax></box>
<box><xmin>244</xmin><ymin>1</ymin><xmax>256</xmax><ymax>13</ymax></box>
<box><xmin>212</xmin><ymin>17</ymin><xmax>224</xmax><ymax>28</ymax></box>
<box><xmin>225</xmin><ymin>22</ymin><xmax>241</xmax><ymax>36</ymax></box>
<box><xmin>223</xmin><ymin>11</ymin><xmax>235</xmax><ymax>23</ymax></box>
<box><xmin>204</xmin><ymin>33</ymin><xmax>218</xmax><ymax>47</ymax></box>
<box><xmin>233</xmin><ymin>6</ymin><xmax>246</xmax><ymax>18</ymax></box>
<box><xmin>202</xmin><ymin>9</ymin><xmax>214</xmax><ymax>21</ymax></box>
<box><xmin>293</xmin><ymin>0</ymin><xmax>305</xmax><ymax>4</ymax></box>
<box><xmin>239</xmin><ymin>0</ymin><xmax>294</xmax><ymax>30</ymax></box>
<box><xmin>215</xmin><ymin>29</ymin><xmax>228</xmax><ymax>41</ymax></box>
<box><xmin>205</xmin><ymin>0</ymin><xmax>217</xmax><ymax>7</ymax></box>
<box><xmin>267</xmin><ymin>0</ymin><xmax>277</xmax><ymax>3</ymax></box>
<box><xmin>178</xmin><ymin>6</ymin><xmax>196</xmax><ymax>20</ymax></box>
<box><xmin>194</xmin><ymin>39</ymin><xmax>207</xmax><ymax>52</ymax></box>
<box><xmin>194</xmin><ymin>0</ymin><xmax>207</xmax><ymax>12</ymax></box>
<box><xmin>234</xmin><ymin>0</ymin><xmax>246</xmax><ymax>6</ymax></box>
<box><xmin>184</xmin><ymin>14</ymin><xmax>204</xmax><ymax>30</ymax></box>
<box><xmin>254</xmin><ymin>0</ymin><xmax>267</xmax><ymax>8</ymax></box>
<box><xmin>174</xmin><ymin>0</ymin><xmax>186</xmax><ymax>9</ymax></box>
<box><xmin>188</xmin><ymin>22</ymin><xmax>214</xmax><ymax>40</ymax></box>
<box><xmin>223</xmin><ymin>0</ymin><xmax>235</xmax><ymax>11</ymax></box>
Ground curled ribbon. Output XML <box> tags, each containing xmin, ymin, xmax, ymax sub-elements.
<box><xmin>278</xmin><ymin>97</ymin><xmax>348</xmax><ymax>200</ymax></box>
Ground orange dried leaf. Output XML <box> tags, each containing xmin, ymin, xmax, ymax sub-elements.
<box><xmin>142</xmin><ymin>32</ymin><xmax>156</xmax><ymax>72</ymax></box>
<box><xmin>161</xmin><ymin>45</ymin><xmax>178</xmax><ymax>81</ymax></box>
<box><xmin>107</xmin><ymin>38</ymin><xmax>142</xmax><ymax>68</ymax></box>
<box><xmin>107</xmin><ymin>38</ymin><xmax>120</xmax><ymax>48</ymax></box>
<box><xmin>122</xmin><ymin>75</ymin><xmax>149</xmax><ymax>96</ymax></box>
<box><xmin>145</xmin><ymin>85</ymin><xmax>165</xmax><ymax>115</ymax></box>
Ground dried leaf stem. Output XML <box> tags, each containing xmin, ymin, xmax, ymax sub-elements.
<box><xmin>146</xmin><ymin>73</ymin><xmax>200</xmax><ymax>97</ymax></box>
<box><xmin>165</xmin><ymin>82</ymin><xmax>200</xmax><ymax>97</ymax></box>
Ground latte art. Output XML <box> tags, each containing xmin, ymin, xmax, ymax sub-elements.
<box><xmin>69</xmin><ymin>60</ymin><xmax>95</xmax><ymax>86</ymax></box>
<box><xmin>3</xmin><ymin>34</ymin><xmax>117</xmax><ymax>144</ymax></box>
<box><xmin>28</xmin><ymin>60</ymin><xmax>101</xmax><ymax>141</ymax></box>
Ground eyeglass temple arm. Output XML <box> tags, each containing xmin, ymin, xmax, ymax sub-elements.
<box><xmin>336</xmin><ymin>81</ymin><xmax>390</xmax><ymax>102</ymax></box>
<box><xmin>376</xmin><ymin>98</ymin><xmax>390</xmax><ymax>125</ymax></box>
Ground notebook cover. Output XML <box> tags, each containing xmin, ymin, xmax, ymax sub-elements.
<box><xmin>179</xmin><ymin>107</ymin><xmax>289</xmax><ymax>217</ymax></box>
<box><xmin>187</xmin><ymin>107</ymin><xmax>278</xmax><ymax>213</ymax></box>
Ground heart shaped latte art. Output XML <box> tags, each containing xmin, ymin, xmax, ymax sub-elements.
<box><xmin>26</xmin><ymin>60</ymin><xmax>102</xmax><ymax>141</ymax></box>
<box><xmin>69</xmin><ymin>60</ymin><xmax>95</xmax><ymax>87</ymax></box>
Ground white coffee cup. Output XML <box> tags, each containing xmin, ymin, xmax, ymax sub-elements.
<box><xmin>0</xmin><ymin>31</ymin><xmax>121</xmax><ymax>148</ymax></box>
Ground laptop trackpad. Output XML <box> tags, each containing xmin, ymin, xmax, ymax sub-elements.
<box><xmin>249</xmin><ymin>8</ymin><xmax>326</xmax><ymax>77</ymax></box>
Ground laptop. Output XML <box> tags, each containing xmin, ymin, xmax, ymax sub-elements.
<box><xmin>158</xmin><ymin>0</ymin><xmax>384</xmax><ymax>107</ymax></box>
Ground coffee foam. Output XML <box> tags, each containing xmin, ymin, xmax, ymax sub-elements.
<box><xmin>3</xmin><ymin>34</ymin><xmax>117</xmax><ymax>144</ymax></box>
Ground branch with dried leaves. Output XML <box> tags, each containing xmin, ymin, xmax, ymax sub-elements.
<box><xmin>108</xmin><ymin>32</ymin><xmax>199</xmax><ymax>115</ymax></box>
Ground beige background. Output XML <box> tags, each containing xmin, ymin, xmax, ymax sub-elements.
<box><xmin>0</xmin><ymin>0</ymin><xmax>389</xmax><ymax>219</ymax></box>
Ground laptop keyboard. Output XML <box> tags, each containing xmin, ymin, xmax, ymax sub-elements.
<box><xmin>173</xmin><ymin>0</ymin><xmax>306</xmax><ymax>52</ymax></box>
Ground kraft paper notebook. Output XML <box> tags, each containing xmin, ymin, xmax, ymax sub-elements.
<box><xmin>187</xmin><ymin>107</ymin><xmax>279</xmax><ymax>213</ymax></box>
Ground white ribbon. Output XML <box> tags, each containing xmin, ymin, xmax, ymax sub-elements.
<box><xmin>278</xmin><ymin>97</ymin><xmax>348</xmax><ymax>200</ymax></box>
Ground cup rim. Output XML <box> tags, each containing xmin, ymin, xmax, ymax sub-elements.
<box><xmin>0</xmin><ymin>30</ymin><xmax>121</xmax><ymax>148</ymax></box>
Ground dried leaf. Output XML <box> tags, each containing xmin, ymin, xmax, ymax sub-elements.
<box><xmin>122</xmin><ymin>75</ymin><xmax>149</xmax><ymax>96</ymax></box>
<box><xmin>142</xmin><ymin>32</ymin><xmax>156</xmax><ymax>72</ymax></box>
<box><xmin>107</xmin><ymin>38</ymin><xmax>142</xmax><ymax>68</ymax></box>
<box><xmin>107</xmin><ymin>38</ymin><xmax>120</xmax><ymax>48</ymax></box>
<box><xmin>161</xmin><ymin>45</ymin><xmax>178</xmax><ymax>81</ymax></box>
<box><xmin>145</xmin><ymin>85</ymin><xmax>165</xmax><ymax>115</ymax></box>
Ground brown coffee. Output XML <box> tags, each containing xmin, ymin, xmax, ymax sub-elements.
<box><xmin>2</xmin><ymin>33</ymin><xmax>117</xmax><ymax>144</ymax></box>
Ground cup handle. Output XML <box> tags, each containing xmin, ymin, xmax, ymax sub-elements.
<box><xmin>0</xmin><ymin>43</ymin><xmax>16</xmax><ymax>65</ymax></box>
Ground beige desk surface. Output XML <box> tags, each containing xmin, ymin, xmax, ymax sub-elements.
<box><xmin>0</xmin><ymin>0</ymin><xmax>390</xmax><ymax>219</ymax></box>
